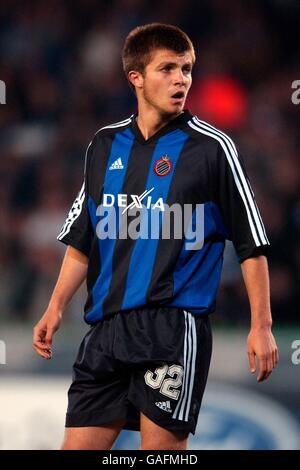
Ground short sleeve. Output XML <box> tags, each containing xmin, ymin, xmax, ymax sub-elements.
<box><xmin>216</xmin><ymin>141</ymin><xmax>270</xmax><ymax>262</ymax></box>
<box><xmin>57</xmin><ymin>140</ymin><xmax>94</xmax><ymax>257</ymax></box>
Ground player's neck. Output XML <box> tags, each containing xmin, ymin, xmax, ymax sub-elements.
<box><xmin>136</xmin><ymin>107</ymin><xmax>183</xmax><ymax>141</ymax></box>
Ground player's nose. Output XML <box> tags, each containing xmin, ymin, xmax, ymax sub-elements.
<box><xmin>172</xmin><ymin>68</ymin><xmax>188</xmax><ymax>86</ymax></box>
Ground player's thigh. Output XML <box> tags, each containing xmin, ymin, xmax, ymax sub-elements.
<box><xmin>61</xmin><ymin>419</ymin><xmax>126</xmax><ymax>450</ymax></box>
<box><xmin>140</xmin><ymin>413</ymin><xmax>188</xmax><ymax>450</ymax></box>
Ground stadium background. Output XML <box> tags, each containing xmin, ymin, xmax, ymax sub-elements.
<box><xmin>0</xmin><ymin>0</ymin><xmax>299</xmax><ymax>449</ymax></box>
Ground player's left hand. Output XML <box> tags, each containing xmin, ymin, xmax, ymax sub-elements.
<box><xmin>247</xmin><ymin>327</ymin><xmax>279</xmax><ymax>382</ymax></box>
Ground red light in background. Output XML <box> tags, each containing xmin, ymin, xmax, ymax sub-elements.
<box><xmin>187</xmin><ymin>76</ymin><xmax>248</xmax><ymax>129</ymax></box>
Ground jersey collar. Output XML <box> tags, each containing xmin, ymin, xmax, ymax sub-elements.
<box><xmin>130</xmin><ymin>109</ymin><xmax>193</xmax><ymax>144</ymax></box>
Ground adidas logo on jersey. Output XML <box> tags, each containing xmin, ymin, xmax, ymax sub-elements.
<box><xmin>109</xmin><ymin>158</ymin><xmax>124</xmax><ymax>170</ymax></box>
<box><xmin>155</xmin><ymin>400</ymin><xmax>172</xmax><ymax>413</ymax></box>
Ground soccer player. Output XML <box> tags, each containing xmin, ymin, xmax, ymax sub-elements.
<box><xmin>33</xmin><ymin>23</ymin><xmax>279</xmax><ymax>450</ymax></box>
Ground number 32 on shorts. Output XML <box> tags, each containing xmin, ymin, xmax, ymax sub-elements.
<box><xmin>144</xmin><ymin>364</ymin><xmax>183</xmax><ymax>400</ymax></box>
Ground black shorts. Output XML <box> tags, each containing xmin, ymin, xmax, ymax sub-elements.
<box><xmin>66</xmin><ymin>307</ymin><xmax>212</xmax><ymax>435</ymax></box>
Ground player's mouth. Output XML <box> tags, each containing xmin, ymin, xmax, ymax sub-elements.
<box><xmin>171</xmin><ymin>91</ymin><xmax>185</xmax><ymax>103</ymax></box>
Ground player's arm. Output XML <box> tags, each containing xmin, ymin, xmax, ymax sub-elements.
<box><xmin>34</xmin><ymin>139</ymin><xmax>94</xmax><ymax>359</ymax></box>
<box><xmin>240</xmin><ymin>255</ymin><xmax>279</xmax><ymax>382</ymax></box>
<box><xmin>214</xmin><ymin>141</ymin><xmax>279</xmax><ymax>381</ymax></box>
<box><xmin>33</xmin><ymin>246</ymin><xmax>88</xmax><ymax>359</ymax></box>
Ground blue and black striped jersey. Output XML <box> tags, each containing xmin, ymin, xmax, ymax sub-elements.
<box><xmin>57</xmin><ymin>110</ymin><xmax>269</xmax><ymax>324</ymax></box>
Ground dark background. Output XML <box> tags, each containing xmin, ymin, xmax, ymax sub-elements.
<box><xmin>0</xmin><ymin>0</ymin><xmax>299</xmax><ymax>450</ymax></box>
<box><xmin>1</xmin><ymin>0</ymin><xmax>299</xmax><ymax>325</ymax></box>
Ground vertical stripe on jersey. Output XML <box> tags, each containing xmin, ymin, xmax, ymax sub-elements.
<box><xmin>144</xmin><ymin>136</ymin><xmax>202</xmax><ymax>304</ymax></box>
<box><xmin>168</xmin><ymin>201</ymin><xmax>225</xmax><ymax>313</ymax></box>
<box><xmin>102</xmin><ymin>141</ymin><xmax>155</xmax><ymax>315</ymax></box>
<box><xmin>121</xmin><ymin>129</ymin><xmax>189</xmax><ymax>311</ymax></box>
<box><xmin>88</xmin><ymin>196</ymin><xmax>97</xmax><ymax>230</ymax></box>
<box><xmin>85</xmin><ymin>128</ymin><xmax>135</xmax><ymax>323</ymax></box>
<box><xmin>172</xmin><ymin>311</ymin><xmax>197</xmax><ymax>422</ymax></box>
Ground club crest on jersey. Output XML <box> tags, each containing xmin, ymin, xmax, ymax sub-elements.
<box><xmin>154</xmin><ymin>155</ymin><xmax>172</xmax><ymax>176</ymax></box>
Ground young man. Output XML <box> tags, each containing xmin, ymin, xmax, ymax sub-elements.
<box><xmin>33</xmin><ymin>23</ymin><xmax>279</xmax><ymax>450</ymax></box>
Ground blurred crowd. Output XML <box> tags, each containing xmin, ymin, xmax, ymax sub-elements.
<box><xmin>0</xmin><ymin>0</ymin><xmax>299</xmax><ymax>324</ymax></box>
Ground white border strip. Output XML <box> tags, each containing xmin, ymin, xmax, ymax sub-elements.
<box><xmin>172</xmin><ymin>311</ymin><xmax>197</xmax><ymax>422</ymax></box>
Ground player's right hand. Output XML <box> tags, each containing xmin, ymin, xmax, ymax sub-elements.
<box><xmin>33</xmin><ymin>310</ymin><xmax>62</xmax><ymax>360</ymax></box>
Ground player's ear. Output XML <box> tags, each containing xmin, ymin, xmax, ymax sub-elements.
<box><xmin>128</xmin><ymin>70</ymin><xmax>143</xmax><ymax>90</ymax></box>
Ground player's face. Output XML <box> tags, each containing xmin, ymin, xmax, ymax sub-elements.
<box><xmin>140</xmin><ymin>49</ymin><xmax>193</xmax><ymax>116</ymax></box>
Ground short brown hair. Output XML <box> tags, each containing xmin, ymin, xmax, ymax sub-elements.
<box><xmin>122</xmin><ymin>23</ymin><xmax>195</xmax><ymax>87</ymax></box>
